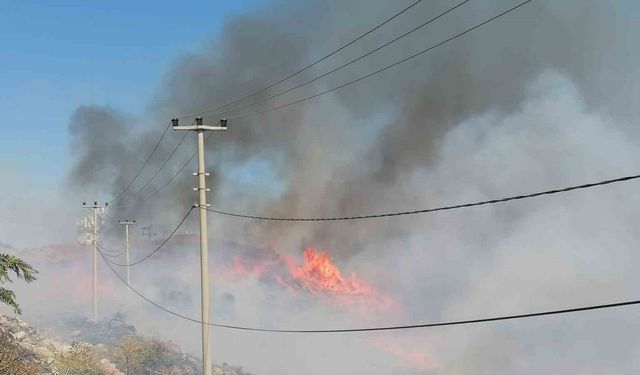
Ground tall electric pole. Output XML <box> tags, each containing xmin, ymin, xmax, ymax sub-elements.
<box><xmin>82</xmin><ymin>201</ymin><xmax>108</xmax><ymax>322</ymax></box>
<box><xmin>118</xmin><ymin>219</ymin><xmax>136</xmax><ymax>284</ymax></box>
<box><xmin>172</xmin><ymin>117</ymin><xmax>227</xmax><ymax>375</ymax></box>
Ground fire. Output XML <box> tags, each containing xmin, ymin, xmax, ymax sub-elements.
<box><xmin>223</xmin><ymin>247</ymin><xmax>436</xmax><ymax>370</ymax></box>
<box><xmin>223</xmin><ymin>247</ymin><xmax>397</xmax><ymax>311</ymax></box>
<box><xmin>287</xmin><ymin>248</ymin><xmax>374</xmax><ymax>296</ymax></box>
<box><xmin>285</xmin><ymin>248</ymin><xmax>398</xmax><ymax>310</ymax></box>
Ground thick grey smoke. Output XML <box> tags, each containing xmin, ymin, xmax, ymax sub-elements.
<box><xmin>66</xmin><ymin>0</ymin><xmax>640</xmax><ymax>251</ymax></box>
<box><xmin>51</xmin><ymin>0</ymin><xmax>640</xmax><ymax>373</ymax></box>
<box><xmin>68</xmin><ymin>106</ymin><xmax>133</xmax><ymax>195</ymax></box>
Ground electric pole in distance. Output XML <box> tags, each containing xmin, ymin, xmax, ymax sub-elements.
<box><xmin>82</xmin><ymin>201</ymin><xmax>108</xmax><ymax>322</ymax></box>
<box><xmin>172</xmin><ymin>117</ymin><xmax>227</xmax><ymax>375</ymax></box>
<box><xmin>141</xmin><ymin>225</ymin><xmax>157</xmax><ymax>241</ymax></box>
<box><xmin>118</xmin><ymin>219</ymin><xmax>136</xmax><ymax>284</ymax></box>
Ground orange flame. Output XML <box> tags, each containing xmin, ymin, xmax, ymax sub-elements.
<box><xmin>223</xmin><ymin>247</ymin><xmax>437</xmax><ymax>370</ymax></box>
<box><xmin>287</xmin><ymin>248</ymin><xmax>374</xmax><ymax>296</ymax></box>
<box><xmin>224</xmin><ymin>247</ymin><xmax>397</xmax><ymax>311</ymax></box>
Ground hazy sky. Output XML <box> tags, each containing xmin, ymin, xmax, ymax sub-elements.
<box><xmin>0</xmin><ymin>0</ymin><xmax>263</xmax><ymax>184</ymax></box>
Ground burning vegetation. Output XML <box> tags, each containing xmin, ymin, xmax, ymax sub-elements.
<box><xmin>226</xmin><ymin>246</ymin><xmax>398</xmax><ymax>311</ymax></box>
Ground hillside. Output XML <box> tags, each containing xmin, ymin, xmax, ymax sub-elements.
<box><xmin>0</xmin><ymin>313</ymin><xmax>252</xmax><ymax>375</ymax></box>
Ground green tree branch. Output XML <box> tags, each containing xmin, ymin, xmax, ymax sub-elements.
<box><xmin>0</xmin><ymin>253</ymin><xmax>38</xmax><ymax>314</ymax></box>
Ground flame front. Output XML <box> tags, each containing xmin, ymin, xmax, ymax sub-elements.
<box><xmin>221</xmin><ymin>246</ymin><xmax>437</xmax><ymax>370</ymax></box>
<box><xmin>225</xmin><ymin>246</ymin><xmax>397</xmax><ymax>311</ymax></box>
<box><xmin>287</xmin><ymin>248</ymin><xmax>373</xmax><ymax>296</ymax></box>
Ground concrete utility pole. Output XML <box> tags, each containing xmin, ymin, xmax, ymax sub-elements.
<box><xmin>172</xmin><ymin>117</ymin><xmax>227</xmax><ymax>375</ymax></box>
<box><xmin>118</xmin><ymin>219</ymin><xmax>136</xmax><ymax>284</ymax></box>
<box><xmin>82</xmin><ymin>201</ymin><xmax>108</xmax><ymax>322</ymax></box>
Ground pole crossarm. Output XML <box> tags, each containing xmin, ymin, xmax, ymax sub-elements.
<box><xmin>172</xmin><ymin>116</ymin><xmax>228</xmax><ymax>132</ymax></box>
<box><xmin>173</xmin><ymin>125</ymin><xmax>227</xmax><ymax>131</ymax></box>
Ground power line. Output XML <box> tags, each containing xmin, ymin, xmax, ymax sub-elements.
<box><xmin>99</xmin><ymin>245</ymin><xmax>126</xmax><ymax>254</ymax></box>
<box><xmin>201</xmin><ymin>299</ymin><xmax>640</xmax><ymax>333</ymax></box>
<box><xmin>99</xmin><ymin>249</ymin><xmax>640</xmax><ymax>333</ymax></box>
<box><xmin>226</xmin><ymin>0</ymin><xmax>535</xmax><ymax>120</ymax></box>
<box><xmin>101</xmin><ymin>248</ymin><xmax>126</xmax><ymax>258</ymax></box>
<box><xmin>102</xmin><ymin>211</ymin><xmax>117</xmax><ymax>220</ymax></box>
<box><xmin>203</xmin><ymin>0</ymin><xmax>472</xmax><ymax>119</ymax></box>
<box><xmin>177</xmin><ymin>0</ymin><xmax>424</xmax><ymax>119</ymax></box>
<box><xmin>109</xmin><ymin>122</ymin><xmax>173</xmax><ymax>204</ymax></box>
<box><xmin>140</xmin><ymin>152</ymin><xmax>195</xmax><ymax>203</ymax></box>
<box><xmin>138</xmin><ymin>132</ymin><xmax>214</xmax><ymax>203</ymax></box>
<box><xmin>118</xmin><ymin>132</ymin><xmax>189</xmax><ymax>206</ymax></box>
<box><xmin>204</xmin><ymin>174</ymin><xmax>640</xmax><ymax>221</ymax></box>
<box><xmin>98</xmin><ymin>206</ymin><xmax>194</xmax><ymax>267</ymax></box>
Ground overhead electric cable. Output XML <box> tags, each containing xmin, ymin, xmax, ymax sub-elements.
<box><xmin>204</xmin><ymin>174</ymin><xmax>640</xmax><ymax>221</ymax></box>
<box><xmin>140</xmin><ymin>153</ymin><xmax>195</xmax><ymax>202</ymax></box>
<box><xmin>118</xmin><ymin>132</ymin><xmax>189</xmax><ymax>206</ymax></box>
<box><xmin>97</xmin><ymin>206</ymin><xmax>194</xmax><ymax>267</ymax></box>
<box><xmin>99</xmin><ymin>245</ymin><xmax>126</xmax><ymax>254</ymax></box>
<box><xmin>202</xmin><ymin>0</ymin><xmax>472</xmax><ymax>119</ymax></box>
<box><xmin>139</xmin><ymin>132</ymin><xmax>214</xmax><ymax>203</ymax></box>
<box><xmin>102</xmin><ymin>211</ymin><xmax>117</xmax><ymax>220</ymax></box>
<box><xmin>99</xmin><ymin>250</ymin><xmax>640</xmax><ymax>333</ymax></box>
<box><xmin>177</xmin><ymin>0</ymin><xmax>424</xmax><ymax>119</ymax></box>
<box><xmin>226</xmin><ymin>0</ymin><xmax>535</xmax><ymax>120</ymax></box>
<box><xmin>109</xmin><ymin>122</ymin><xmax>173</xmax><ymax>204</ymax></box>
<box><xmin>101</xmin><ymin>248</ymin><xmax>126</xmax><ymax>258</ymax></box>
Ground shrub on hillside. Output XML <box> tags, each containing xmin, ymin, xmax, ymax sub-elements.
<box><xmin>0</xmin><ymin>330</ymin><xmax>43</xmax><ymax>375</ymax></box>
<box><xmin>112</xmin><ymin>335</ymin><xmax>197</xmax><ymax>375</ymax></box>
<box><xmin>54</xmin><ymin>341</ymin><xmax>109</xmax><ymax>375</ymax></box>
